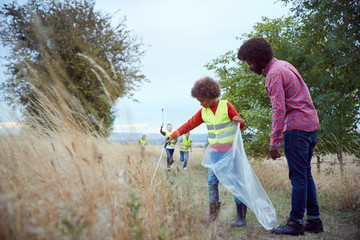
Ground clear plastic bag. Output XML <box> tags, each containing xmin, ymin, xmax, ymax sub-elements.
<box><xmin>201</xmin><ymin>122</ymin><xmax>278</xmax><ymax>230</ymax></box>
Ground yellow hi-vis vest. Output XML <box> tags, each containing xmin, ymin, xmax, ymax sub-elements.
<box><xmin>201</xmin><ymin>100</ymin><xmax>236</xmax><ymax>145</ymax></box>
<box><xmin>165</xmin><ymin>131</ymin><xmax>176</xmax><ymax>147</ymax></box>
<box><xmin>139</xmin><ymin>139</ymin><xmax>147</xmax><ymax>148</ymax></box>
<box><xmin>180</xmin><ymin>137</ymin><xmax>192</xmax><ymax>152</ymax></box>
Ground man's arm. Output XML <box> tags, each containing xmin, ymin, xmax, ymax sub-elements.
<box><xmin>267</xmin><ymin>73</ymin><xmax>286</xmax><ymax>159</ymax></box>
<box><xmin>267</xmin><ymin>73</ymin><xmax>286</xmax><ymax>147</ymax></box>
<box><xmin>227</xmin><ymin>102</ymin><xmax>245</xmax><ymax>129</ymax></box>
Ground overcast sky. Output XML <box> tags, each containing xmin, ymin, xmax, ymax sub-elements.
<box><xmin>0</xmin><ymin>0</ymin><xmax>290</xmax><ymax>134</ymax></box>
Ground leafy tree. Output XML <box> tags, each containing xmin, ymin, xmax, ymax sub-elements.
<box><xmin>207</xmin><ymin>3</ymin><xmax>360</xmax><ymax>168</ymax></box>
<box><xmin>279</xmin><ymin>0</ymin><xmax>360</xmax><ymax>171</ymax></box>
<box><xmin>0</xmin><ymin>0</ymin><xmax>146</xmax><ymax>135</ymax></box>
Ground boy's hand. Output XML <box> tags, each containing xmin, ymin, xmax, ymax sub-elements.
<box><xmin>232</xmin><ymin>116</ymin><xmax>243</xmax><ymax>124</ymax></box>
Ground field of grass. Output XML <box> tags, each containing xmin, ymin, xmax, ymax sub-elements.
<box><xmin>0</xmin><ymin>125</ymin><xmax>359</xmax><ymax>240</ymax></box>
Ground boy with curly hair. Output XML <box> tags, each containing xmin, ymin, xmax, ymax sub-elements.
<box><xmin>238</xmin><ymin>37</ymin><xmax>323</xmax><ymax>235</ymax></box>
<box><xmin>167</xmin><ymin>76</ymin><xmax>247</xmax><ymax>227</ymax></box>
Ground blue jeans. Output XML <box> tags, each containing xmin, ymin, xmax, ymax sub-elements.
<box><xmin>284</xmin><ymin>130</ymin><xmax>320</xmax><ymax>221</ymax></box>
<box><xmin>208</xmin><ymin>151</ymin><xmax>242</xmax><ymax>204</ymax></box>
<box><xmin>166</xmin><ymin>148</ymin><xmax>174</xmax><ymax>165</ymax></box>
<box><xmin>180</xmin><ymin>151</ymin><xmax>189</xmax><ymax>168</ymax></box>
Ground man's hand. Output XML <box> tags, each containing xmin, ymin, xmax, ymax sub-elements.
<box><xmin>269</xmin><ymin>145</ymin><xmax>281</xmax><ymax>159</ymax></box>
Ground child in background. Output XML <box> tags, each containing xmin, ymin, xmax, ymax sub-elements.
<box><xmin>138</xmin><ymin>134</ymin><xmax>147</xmax><ymax>158</ymax></box>
<box><xmin>178</xmin><ymin>132</ymin><xmax>192</xmax><ymax>170</ymax></box>
<box><xmin>167</xmin><ymin>77</ymin><xmax>247</xmax><ymax>227</ymax></box>
<box><xmin>160</xmin><ymin>123</ymin><xmax>177</xmax><ymax>170</ymax></box>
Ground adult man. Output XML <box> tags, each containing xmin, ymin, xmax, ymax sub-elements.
<box><xmin>237</xmin><ymin>37</ymin><xmax>323</xmax><ymax>235</ymax></box>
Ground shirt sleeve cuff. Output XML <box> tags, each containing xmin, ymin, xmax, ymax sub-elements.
<box><xmin>270</xmin><ymin>139</ymin><xmax>281</xmax><ymax>147</ymax></box>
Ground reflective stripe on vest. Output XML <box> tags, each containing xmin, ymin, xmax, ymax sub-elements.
<box><xmin>201</xmin><ymin>100</ymin><xmax>236</xmax><ymax>145</ymax></box>
<box><xmin>165</xmin><ymin>131</ymin><xmax>176</xmax><ymax>146</ymax></box>
<box><xmin>180</xmin><ymin>137</ymin><xmax>191</xmax><ymax>152</ymax></box>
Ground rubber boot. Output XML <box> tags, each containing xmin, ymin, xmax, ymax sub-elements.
<box><xmin>206</xmin><ymin>201</ymin><xmax>221</xmax><ymax>223</ymax></box>
<box><xmin>169</xmin><ymin>157</ymin><xmax>174</xmax><ymax>165</ymax></box>
<box><xmin>231</xmin><ymin>203</ymin><xmax>247</xmax><ymax>227</ymax></box>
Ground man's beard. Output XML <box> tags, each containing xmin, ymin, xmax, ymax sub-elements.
<box><xmin>254</xmin><ymin>68</ymin><xmax>263</xmax><ymax>75</ymax></box>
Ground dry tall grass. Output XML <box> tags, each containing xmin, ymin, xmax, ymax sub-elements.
<box><xmin>1</xmin><ymin>115</ymin><xmax>360</xmax><ymax>240</ymax></box>
<box><xmin>251</xmin><ymin>157</ymin><xmax>360</xmax><ymax>213</ymax></box>
<box><xmin>0</xmin><ymin>126</ymin><xmax>208</xmax><ymax>239</ymax></box>
<box><xmin>1</xmin><ymin>92</ymin><xmax>359</xmax><ymax>239</ymax></box>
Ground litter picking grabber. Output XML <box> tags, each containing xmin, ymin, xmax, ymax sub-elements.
<box><xmin>149</xmin><ymin>138</ymin><xmax>168</xmax><ymax>189</ymax></box>
<box><xmin>162</xmin><ymin>108</ymin><xmax>164</xmax><ymax>126</ymax></box>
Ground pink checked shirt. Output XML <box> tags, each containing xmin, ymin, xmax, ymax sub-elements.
<box><xmin>263</xmin><ymin>58</ymin><xmax>320</xmax><ymax>147</ymax></box>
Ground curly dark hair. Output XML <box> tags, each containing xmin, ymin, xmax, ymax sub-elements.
<box><xmin>191</xmin><ymin>77</ymin><xmax>220</xmax><ymax>99</ymax></box>
<box><xmin>237</xmin><ymin>37</ymin><xmax>273</xmax><ymax>64</ymax></box>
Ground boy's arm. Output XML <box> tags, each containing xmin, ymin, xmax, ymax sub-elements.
<box><xmin>170</xmin><ymin>110</ymin><xmax>203</xmax><ymax>139</ymax></box>
<box><xmin>227</xmin><ymin>102</ymin><xmax>245</xmax><ymax>129</ymax></box>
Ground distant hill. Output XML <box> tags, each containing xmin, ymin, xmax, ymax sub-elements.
<box><xmin>108</xmin><ymin>132</ymin><xmax>208</xmax><ymax>147</ymax></box>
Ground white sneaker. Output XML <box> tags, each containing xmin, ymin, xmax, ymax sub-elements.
<box><xmin>183</xmin><ymin>167</ymin><xmax>187</xmax><ymax>170</ymax></box>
